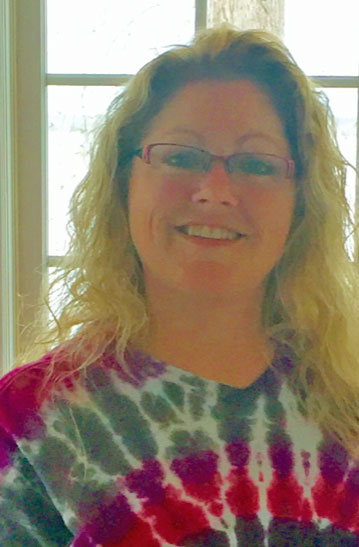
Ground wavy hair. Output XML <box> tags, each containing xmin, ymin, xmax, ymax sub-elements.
<box><xmin>15</xmin><ymin>24</ymin><xmax>359</xmax><ymax>458</ymax></box>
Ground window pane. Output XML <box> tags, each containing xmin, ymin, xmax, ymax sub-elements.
<box><xmin>321</xmin><ymin>88</ymin><xmax>358</xmax><ymax>259</ymax></box>
<box><xmin>322</xmin><ymin>88</ymin><xmax>358</xmax><ymax>212</ymax></box>
<box><xmin>208</xmin><ymin>0</ymin><xmax>359</xmax><ymax>76</ymax></box>
<box><xmin>284</xmin><ymin>0</ymin><xmax>359</xmax><ymax>76</ymax></box>
<box><xmin>47</xmin><ymin>86</ymin><xmax>122</xmax><ymax>256</ymax></box>
<box><xmin>46</xmin><ymin>0</ymin><xmax>195</xmax><ymax>74</ymax></box>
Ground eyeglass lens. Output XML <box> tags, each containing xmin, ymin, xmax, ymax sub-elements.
<box><xmin>150</xmin><ymin>144</ymin><xmax>288</xmax><ymax>179</ymax></box>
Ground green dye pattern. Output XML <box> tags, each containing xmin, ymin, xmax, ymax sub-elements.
<box><xmin>181</xmin><ymin>375</ymin><xmax>208</xmax><ymax>420</ymax></box>
<box><xmin>51</xmin><ymin>400</ymin><xmax>132</xmax><ymax>475</ymax></box>
<box><xmin>182</xmin><ymin>528</ymin><xmax>230</xmax><ymax>546</ymax></box>
<box><xmin>37</xmin><ymin>434</ymin><xmax>120</xmax><ymax>512</ymax></box>
<box><xmin>162</xmin><ymin>380</ymin><xmax>186</xmax><ymax>410</ymax></box>
<box><xmin>234</xmin><ymin>515</ymin><xmax>265</xmax><ymax>545</ymax></box>
<box><xmin>265</xmin><ymin>425</ymin><xmax>292</xmax><ymax>449</ymax></box>
<box><xmin>69</xmin><ymin>480</ymin><xmax>116</xmax><ymax>519</ymax></box>
<box><xmin>212</xmin><ymin>384</ymin><xmax>260</xmax><ymax>444</ymax></box>
<box><xmin>263</xmin><ymin>388</ymin><xmax>292</xmax><ymax>453</ymax></box>
<box><xmin>68</xmin><ymin>405</ymin><xmax>131</xmax><ymax>475</ymax></box>
<box><xmin>167</xmin><ymin>429</ymin><xmax>216</xmax><ymax>459</ymax></box>
<box><xmin>89</xmin><ymin>385</ymin><xmax>158</xmax><ymax>461</ymax></box>
<box><xmin>36</xmin><ymin>436</ymin><xmax>76</xmax><ymax>477</ymax></box>
<box><xmin>264</xmin><ymin>398</ymin><xmax>286</xmax><ymax>423</ymax></box>
<box><xmin>0</xmin><ymin>524</ymin><xmax>41</xmax><ymax>547</ymax></box>
<box><xmin>52</xmin><ymin>400</ymin><xmax>79</xmax><ymax>442</ymax></box>
<box><xmin>218</xmin><ymin>383</ymin><xmax>261</xmax><ymax>411</ymax></box>
<box><xmin>216</xmin><ymin>414</ymin><xmax>254</xmax><ymax>444</ymax></box>
<box><xmin>141</xmin><ymin>391</ymin><xmax>180</xmax><ymax>426</ymax></box>
<box><xmin>35</xmin><ymin>436</ymin><xmax>77</xmax><ymax>503</ymax></box>
<box><xmin>2</xmin><ymin>456</ymin><xmax>72</xmax><ymax>544</ymax></box>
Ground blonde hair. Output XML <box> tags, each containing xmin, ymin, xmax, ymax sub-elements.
<box><xmin>16</xmin><ymin>24</ymin><xmax>359</xmax><ymax>458</ymax></box>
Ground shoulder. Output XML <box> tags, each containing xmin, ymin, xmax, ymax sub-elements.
<box><xmin>0</xmin><ymin>351</ymin><xmax>70</xmax><ymax>440</ymax></box>
<box><xmin>0</xmin><ymin>345</ymin><xmax>123</xmax><ymax>441</ymax></box>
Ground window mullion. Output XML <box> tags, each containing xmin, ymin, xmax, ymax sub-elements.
<box><xmin>195</xmin><ymin>0</ymin><xmax>208</xmax><ymax>31</ymax></box>
<box><xmin>46</xmin><ymin>74</ymin><xmax>359</xmax><ymax>88</ymax></box>
<box><xmin>46</xmin><ymin>74</ymin><xmax>133</xmax><ymax>86</ymax></box>
<box><xmin>311</xmin><ymin>76</ymin><xmax>359</xmax><ymax>88</ymax></box>
<box><xmin>355</xmin><ymin>87</ymin><xmax>359</xmax><ymax>262</ymax></box>
<box><xmin>15</xmin><ymin>0</ymin><xmax>48</xmax><ymax>357</ymax></box>
<box><xmin>0</xmin><ymin>0</ymin><xmax>16</xmax><ymax>374</ymax></box>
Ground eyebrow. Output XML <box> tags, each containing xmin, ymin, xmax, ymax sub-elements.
<box><xmin>161</xmin><ymin>128</ymin><xmax>204</xmax><ymax>142</ymax></box>
<box><xmin>239</xmin><ymin>132</ymin><xmax>286</xmax><ymax>148</ymax></box>
<box><xmin>161</xmin><ymin>128</ymin><xmax>286</xmax><ymax>150</ymax></box>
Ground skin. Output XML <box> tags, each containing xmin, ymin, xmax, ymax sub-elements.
<box><xmin>128</xmin><ymin>80</ymin><xmax>296</xmax><ymax>388</ymax></box>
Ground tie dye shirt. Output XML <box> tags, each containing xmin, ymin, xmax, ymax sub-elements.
<box><xmin>1</xmin><ymin>343</ymin><xmax>359</xmax><ymax>546</ymax></box>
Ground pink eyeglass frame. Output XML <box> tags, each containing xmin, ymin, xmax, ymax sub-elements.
<box><xmin>136</xmin><ymin>143</ymin><xmax>296</xmax><ymax>179</ymax></box>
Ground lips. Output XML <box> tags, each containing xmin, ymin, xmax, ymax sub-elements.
<box><xmin>176</xmin><ymin>225</ymin><xmax>242</xmax><ymax>238</ymax></box>
<box><xmin>175</xmin><ymin>222</ymin><xmax>246</xmax><ymax>236</ymax></box>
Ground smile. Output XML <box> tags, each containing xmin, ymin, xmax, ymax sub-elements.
<box><xmin>175</xmin><ymin>227</ymin><xmax>246</xmax><ymax>246</ymax></box>
<box><xmin>176</xmin><ymin>225</ymin><xmax>243</xmax><ymax>240</ymax></box>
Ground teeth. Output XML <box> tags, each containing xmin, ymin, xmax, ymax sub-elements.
<box><xmin>181</xmin><ymin>225</ymin><xmax>241</xmax><ymax>240</ymax></box>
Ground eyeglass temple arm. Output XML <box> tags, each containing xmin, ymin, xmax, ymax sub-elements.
<box><xmin>286</xmin><ymin>159</ymin><xmax>295</xmax><ymax>178</ymax></box>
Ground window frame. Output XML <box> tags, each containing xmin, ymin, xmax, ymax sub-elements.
<box><xmin>0</xmin><ymin>0</ymin><xmax>16</xmax><ymax>374</ymax></box>
<box><xmin>2</xmin><ymin>0</ymin><xmax>358</xmax><ymax>374</ymax></box>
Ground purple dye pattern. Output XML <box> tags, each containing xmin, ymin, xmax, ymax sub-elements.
<box><xmin>75</xmin><ymin>492</ymin><xmax>143</xmax><ymax>544</ymax></box>
<box><xmin>126</xmin><ymin>459</ymin><xmax>166</xmax><ymax>503</ymax></box>
<box><xmin>319</xmin><ymin>438</ymin><xmax>349</xmax><ymax>485</ymax></box>
<box><xmin>171</xmin><ymin>450</ymin><xmax>218</xmax><ymax>484</ymax></box>
<box><xmin>301</xmin><ymin>449</ymin><xmax>311</xmax><ymax>479</ymax></box>
<box><xmin>269</xmin><ymin>433</ymin><xmax>294</xmax><ymax>477</ymax></box>
<box><xmin>347</xmin><ymin>466</ymin><xmax>359</xmax><ymax>496</ymax></box>
<box><xmin>226</xmin><ymin>439</ymin><xmax>250</xmax><ymax>468</ymax></box>
<box><xmin>0</xmin><ymin>425</ymin><xmax>17</xmax><ymax>469</ymax></box>
<box><xmin>101</xmin><ymin>348</ymin><xmax>167</xmax><ymax>388</ymax></box>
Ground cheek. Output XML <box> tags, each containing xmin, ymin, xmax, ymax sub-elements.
<box><xmin>129</xmin><ymin>177</ymin><xmax>188</xmax><ymax>248</ymax></box>
<box><xmin>157</xmin><ymin>178</ymin><xmax>190</xmax><ymax>206</ymax></box>
<box><xmin>249</xmin><ymin>185</ymin><xmax>295</xmax><ymax>238</ymax></box>
<box><xmin>147</xmin><ymin>180</ymin><xmax>191</xmax><ymax>235</ymax></box>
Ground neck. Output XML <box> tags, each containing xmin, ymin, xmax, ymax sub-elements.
<box><xmin>139</xmin><ymin>279</ymin><xmax>274</xmax><ymax>387</ymax></box>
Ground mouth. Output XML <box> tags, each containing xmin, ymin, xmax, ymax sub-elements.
<box><xmin>175</xmin><ymin>225</ymin><xmax>246</xmax><ymax>242</ymax></box>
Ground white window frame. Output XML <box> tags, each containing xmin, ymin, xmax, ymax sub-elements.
<box><xmin>0</xmin><ymin>0</ymin><xmax>16</xmax><ymax>373</ymax></box>
<box><xmin>1</xmin><ymin>0</ymin><xmax>358</xmax><ymax>374</ymax></box>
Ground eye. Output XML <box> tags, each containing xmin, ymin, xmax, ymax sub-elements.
<box><xmin>231</xmin><ymin>154</ymin><xmax>278</xmax><ymax>176</ymax></box>
<box><xmin>161</xmin><ymin>148</ymin><xmax>206</xmax><ymax>171</ymax></box>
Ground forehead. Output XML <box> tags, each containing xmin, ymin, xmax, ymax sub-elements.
<box><xmin>143</xmin><ymin>79</ymin><xmax>289</xmax><ymax>152</ymax></box>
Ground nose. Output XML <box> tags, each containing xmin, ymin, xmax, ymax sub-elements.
<box><xmin>191</xmin><ymin>159</ymin><xmax>239</xmax><ymax>207</ymax></box>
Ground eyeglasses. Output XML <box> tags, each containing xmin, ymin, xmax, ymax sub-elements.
<box><xmin>134</xmin><ymin>143</ymin><xmax>295</xmax><ymax>183</ymax></box>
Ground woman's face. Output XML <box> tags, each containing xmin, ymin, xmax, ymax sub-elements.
<box><xmin>128</xmin><ymin>80</ymin><xmax>296</xmax><ymax>297</ymax></box>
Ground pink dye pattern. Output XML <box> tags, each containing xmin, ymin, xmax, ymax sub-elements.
<box><xmin>75</xmin><ymin>491</ymin><xmax>161</xmax><ymax>546</ymax></box>
<box><xmin>301</xmin><ymin>498</ymin><xmax>314</xmax><ymax>522</ymax></box>
<box><xmin>141</xmin><ymin>488</ymin><xmax>210</xmax><ymax>545</ymax></box>
<box><xmin>225</xmin><ymin>467</ymin><xmax>260</xmax><ymax>518</ymax></box>
<box><xmin>125</xmin><ymin>458</ymin><xmax>211</xmax><ymax>544</ymax></box>
<box><xmin>0</xmin><ymin>363</ymin><xmax>48</xmax><ymax>439</ymax></box>
<box><xmin>267</xmin><ymin>471</ymin><xmax>305</xmax><ymax>519</ymax></box>
<box><xmin>0</xmin><ymin>352</ymin><xmax>80</xmax><ymax>439</ymax></box>
<box><xmin>312</xmin><ymin>439</ymin><xmax>351</xmax><ymax>525</ymax></box>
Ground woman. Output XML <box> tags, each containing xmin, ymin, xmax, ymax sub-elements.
<box><xmin>1</xmin><ymin>24</ymin><xmax>359</xmax><ymax>545</ymax></box>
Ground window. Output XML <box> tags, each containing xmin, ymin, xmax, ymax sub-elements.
<box><xmin>2</xmin><ymin>0</ymin><xmax>358</xmax><ymax>373</ymax></box>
